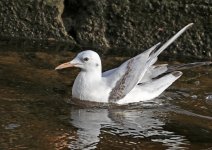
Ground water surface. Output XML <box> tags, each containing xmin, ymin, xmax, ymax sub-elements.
<box><xmin>0</xmin><ymin>40</ymin><xmax>212</xmax><ymax>149</ymax></box>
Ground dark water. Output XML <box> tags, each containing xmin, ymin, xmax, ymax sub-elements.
<box><xmin>0</xmin><ymin>40</ymin><xmax>212</xmax><ymax>150</ymax></box>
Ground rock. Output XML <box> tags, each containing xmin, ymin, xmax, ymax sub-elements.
<box><xmin>0</xmin><ymin>0</ymin><xmax>211</xmax><ymax>60</ymax></box>
<box><xmin>62</xmin><ymin>0</ymin><xmax>212</xmax><ymax>59</ymax></box>
<box><xmin>0</xmin><ymin>0</ymin><xmax>75</xmax><ymax>44</ymax></box>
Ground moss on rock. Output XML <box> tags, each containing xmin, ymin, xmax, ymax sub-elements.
<box><xmin>62</xmin><ymin>0</ymin><xmax>212</xmax><ymax>59</ymax></box>
<box><xmin>0</xmin><ymin>0</ymin><xmax>74</xmax><ymax>44</ymax></box>
<box><xmin>0</xmin><ymin>0</ymin><xmax>211</xmax><ymax>60</ymax></box>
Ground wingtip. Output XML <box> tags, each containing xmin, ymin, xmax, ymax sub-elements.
<box><xmin>188</xmin><ymin>23</ymin><xmax>194</xmax><ymax>26</ymax></box>
<box><xmin>156</xmin><ymin>42</ymin><xmax>161</xmax><ymax>46</ymax></box>
<box><xmin>185</xmin><ymin>23</ymin><xmax>194</xmax><ymax>29</ymax></box>
<box><xmin>172</xmin><ymin>71</ymin><xmax>183</xmax><ymax>77</ymax></box>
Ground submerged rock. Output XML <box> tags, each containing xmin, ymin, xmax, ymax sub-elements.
<box><xmin>4</xmin><ymin>123</ymin><xmax>20</xmax><ymax>130</ymax></box>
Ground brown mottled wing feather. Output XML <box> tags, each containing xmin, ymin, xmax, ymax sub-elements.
<box><xmin>109</xmin><ymin>59</ymin><xmax>134</xmax><ymax>101</ymax></box>
<box><xmin>103</xmin><ymin>43</ymin><xmax>161</xmax><ymax>103</ymax></box>
<box><xmin>109</xmin><ymin>55</ymin><xmax>151</xmax><ymax>102</ymax></box>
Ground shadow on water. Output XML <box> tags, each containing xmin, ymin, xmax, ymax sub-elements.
<box><xmin>0</xmin><ymin>39</ymin><xmax>212</xmax><ymax>149</ymax></box>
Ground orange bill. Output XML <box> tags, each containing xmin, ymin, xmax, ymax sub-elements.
<box><xmin>55</xmin><ymin>62</ymin><xmax>75</xmax><ymax>70</ymax></box>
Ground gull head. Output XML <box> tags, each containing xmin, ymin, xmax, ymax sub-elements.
<box><xmin>55</xmin><ymin>50</ymin><xmax>102</xmax><ymax>72</ymax></box>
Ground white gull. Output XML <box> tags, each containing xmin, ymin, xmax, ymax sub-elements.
<box><xmin>55</xmin><ymin>23</ymin><xmax>195</xmax><ymax>105</ymax></box>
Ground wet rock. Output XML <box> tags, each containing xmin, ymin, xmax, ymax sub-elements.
<box><xmin>0</xmin><ymin>0</ymin><xmax>211</xmax><ymax>60</ymax></box>
<box><xmin>62</xmin><ymin>0</ymin><xmax>212</xmax><ymax>59</ymax></box>
<box><xmin>0</xmin><ymin>0</ymin><xmax>75</xmax><ymax>44</ymax></box>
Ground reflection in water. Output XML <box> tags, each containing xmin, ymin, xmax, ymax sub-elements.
<box><xmin>69</xmin><ymin>108</ymin><xmax>112</xmax><ymax>149</ymax></box>
<box><xmin>69</xmin><ymin>104</ymin><xmax>189</xmax><ymax>150</ymax></box>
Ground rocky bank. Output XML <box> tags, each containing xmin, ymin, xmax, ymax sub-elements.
<box><xmin>0</xmin><ymin>0</ymin><xmax>211</xmax><ymax>60</ymax></box>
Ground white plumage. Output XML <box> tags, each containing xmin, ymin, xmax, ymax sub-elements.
<box><xmin>55</xmin><ymin>23</ymin><xmax>193</xmax><ymax>104</ymax></box>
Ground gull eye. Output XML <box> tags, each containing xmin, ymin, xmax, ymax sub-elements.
<box><xmin>83</xmin><ymin>57</ymin><xmax>89</xmax><ymax>62</ymax></box>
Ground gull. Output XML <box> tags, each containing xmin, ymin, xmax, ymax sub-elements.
<box><xmin>55</xmin><ymin>23</ymin><xmax>210</xmax><ymax>105</ymax></box>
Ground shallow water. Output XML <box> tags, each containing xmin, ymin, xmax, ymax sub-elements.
<box><xmin>0</xmin><ymin>40</ymin><xmax>212</xmax><ymax>149</ymax></box>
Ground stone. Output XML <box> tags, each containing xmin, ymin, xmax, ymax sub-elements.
<box><xmin>0</xmin><ymin>0</ymin><xmax>211</xmax><ymax>60</ymax></box>
<box><xmin>0</xmin><ymin>0</ymin><xmax>75</xmax><ymax>44</ymax></box>
<box><xmin>62</xmin><ymin>0</ymin><xmax>212</xmax><ymax>59</ymax></box>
